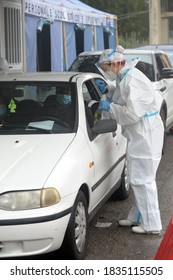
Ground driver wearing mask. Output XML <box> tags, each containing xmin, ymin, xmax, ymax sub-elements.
<box><xmin>56</xmin><ymin>87</ymin><xmax>72</xmax><ymax>105</ymax></box>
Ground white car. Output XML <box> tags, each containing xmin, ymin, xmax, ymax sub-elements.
<box><xmin>136</xmin><ymin>45</ymin><xmax>173</xmax><ymax>66</ymax></box>
<box><xmin>124</xmin><ymin>49</ymin><xmax>173</xmax><ymax>132</ymax></box>
<box><xmin>0</xmin><ymin>72</ymin><xmax>128</xmax><ymax>259</ymax></box>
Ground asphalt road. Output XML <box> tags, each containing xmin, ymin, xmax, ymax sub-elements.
<box><xmin>85</xmin><ymin>133</ymin><xmax>173</xmax><ymax>260</ymax></box>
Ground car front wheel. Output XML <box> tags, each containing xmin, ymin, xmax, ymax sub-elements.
<box><xmin>112</xmin><ymin>161</ymin><xmax>130</xmax><ymax>200</ymax></box>
<box><xmin>62</xmin><ymin>191</ymin><xmax>89</xmax><ymax>260</ymax></box>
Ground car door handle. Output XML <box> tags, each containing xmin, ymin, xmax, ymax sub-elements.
<box><xmin>160</xmin><ymin>86</ymin><xmax>166</xmax><ymax>92</ymax></box>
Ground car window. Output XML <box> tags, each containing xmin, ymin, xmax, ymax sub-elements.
<box><xmin>155</xmin><ymin>53</ymin><xmax>172</xmax><ymax>79</ymax></box>
<box><xmin>82</xmin><ymin>79</ymin><xmax>102</xmax><ymax>129</ymax></box>
<box><xmin>69</xmin><ymin>55</ymin><xmax>101</xmax><ymax>75</ymax></box>
<box><xmin>166</xmin><ymin>52</ymin><xmax>173</xmax><ymax>66</ymax></box>
<box><xmin>125</xmin><ymin>53</ymin><xmax>155</xmax><ymax>81</ymax></box>
<box><xmin>0</xmin><ymin>82</ymin><xmax>76</xmax><ymax>134</ymax></box>
<box><xmin>136</xmin><ymin>61</ymin><xmax>155</xmax><ymax>81</ymax></box>
<box><xmin>82</xmin><ymin>83</ymin><xmax>92</xmax><ymax>103</ymax></box>
<box><xmin>82</xmin><ymin>79</ymin><xmax>101</xmax><ymax>103</ymax></box>
<box><xmin>156</xmin><ymin>53</ymin><xmax>172</xmax><ymax>68</ymax></box>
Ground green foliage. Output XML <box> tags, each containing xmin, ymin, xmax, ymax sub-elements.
<box><xmin>81</xmin><ymin>0</ymin><xmax>149</xmax><ymax>48</ymax></box>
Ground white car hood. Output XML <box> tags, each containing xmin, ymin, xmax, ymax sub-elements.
<box><xmin>0</xmin><ymin>134</ymin><xmax>75</xmax><ymax>192</ymax></box>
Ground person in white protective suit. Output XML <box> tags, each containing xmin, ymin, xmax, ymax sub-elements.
<box><xmin>98</xmin><ymin>46</ymin><xmax>164</xmax><ymax>234</ymax></box>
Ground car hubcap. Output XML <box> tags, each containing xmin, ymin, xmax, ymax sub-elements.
<box><xmin>75</xmin><ymin>201</ymin><xmax>87</xmax><ymax>253</ymax></box>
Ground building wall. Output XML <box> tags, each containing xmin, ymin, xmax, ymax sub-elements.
<box><xmin>149</xmin><ymin>0</ymin><xmax>173</xmax><ymax>44</ymax></box>
<box><xmin>0</xmin><ymin>0</ymin><xmax>24</xmax><ymax>72</ymax></box>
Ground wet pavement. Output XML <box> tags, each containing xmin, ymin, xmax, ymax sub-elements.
<box><xmin>85</xmin><ymin>133</ymin><xmax>173</xmax><ymax>260</ymax></box>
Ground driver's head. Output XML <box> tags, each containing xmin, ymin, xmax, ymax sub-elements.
<box><xmin>56</xmin><ymin>86</ymin><xmax>71</xmax><ymax>105</ymax></box>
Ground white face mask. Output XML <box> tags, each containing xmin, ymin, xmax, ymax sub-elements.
<box><xmin>0</xmin><ymin>104</ymin><xmax>7</xmax><ymax>116</ymax></box>
<box><xmin>104</xmin><ymin>71</ymin><xmax>116</xmax><ymax>81</ymax></box>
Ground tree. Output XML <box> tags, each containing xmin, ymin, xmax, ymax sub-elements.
<box><xmin>81</xmin><ymin>0</ymin><xmax>149</xmax><ymax>47</ymax></box>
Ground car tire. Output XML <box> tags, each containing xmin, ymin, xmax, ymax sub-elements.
<box><xmin>62</xmin><ymin>190</ymin><xmax>89</xmax><ymax>260</ymax></box>
<box><xmin>112</xmin><ymin>162</ymin><xmax>130</xmax><ymax>201</ymax></box>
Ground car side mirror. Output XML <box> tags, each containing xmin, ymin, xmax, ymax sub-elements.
<box><xmin>161</xmin><ymin>68</ymin><xmax>173</xmax><ymax>79</ymax></box>
<box><xmin>91</xmin><ymin>119</ymin><xmax>117</xmax><ymax>135</ymax></box>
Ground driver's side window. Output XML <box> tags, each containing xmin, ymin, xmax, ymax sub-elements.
<box><xmin>82</xmin><ymin>83</ymin><xmax>92</xmax><ymax>104</ymax></box>
<box><xmin>82</xmin><ymin>81</ymin><xmax>101</xmax><ymax>129</ymax></box>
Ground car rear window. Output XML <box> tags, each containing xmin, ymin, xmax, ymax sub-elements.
<box><xmin>125</xmin><ymin>53</ymin><xmax>155</xmax><ymax>81</ymax></box>
<box><xmin>69</xmin><ymin>55</ymin><xmax>101</xmax><ymax>75</ymax></box>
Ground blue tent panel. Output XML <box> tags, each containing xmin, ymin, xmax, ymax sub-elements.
<box><xmin>25</xmin><ymin>15</ymin><xmax>37</xmax><ymax>72</ymax></box>
<box><xmin>51</xmin><ymin>21</ymin><xmax>63</xmax><ymax>71</ymax></box>
<box><xmin>96</xmin><ymin>26</ymin><xmax>104</xmax><ymax>50</ymax></box>
<box><xmin>65</xmin><ymin>22</ymin><xmax>76</xmax><ymax>70</ymax></box>
<box><xmin>84</xmin><ymin>25</ymin><xmax>93</xmax><ymax>51</ymax></box>
<box><xmin>24</xmin><ymin>0</ymin><xmax>117</xmax><ymax>72</ymax></box>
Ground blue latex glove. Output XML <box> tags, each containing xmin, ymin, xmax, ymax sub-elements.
<box><xmin>99</xmin><ymin>100</ymin><xmax>110</xmax><ymax>111</ymax></box>
<box><xmin>95</xmin><ymin>80</ymin><xmax>108</xmax><ymax>94</ymax></box>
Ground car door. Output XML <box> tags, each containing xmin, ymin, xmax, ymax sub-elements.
<box><xmin>79</xmin><ymin>77</ymin><xmax>126</xmax><ymax>212</ymax></box>
<box><xmin>155</xmin><ymin>54</ymin><xmax>173</xmax><ymax>128</ymax></box>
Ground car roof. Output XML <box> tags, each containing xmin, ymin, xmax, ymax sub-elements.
<box><xmin>135</xmin><ymin>44</ymin><xmax>173</xmax><ymax>51</ymax></box>
<box><xmin>0</xmin><ymin>71</ymin><xmax>101</xmax><ymax>82</ymax></box>
<box><xmin>79</xmin><ymin>50</ymin><xmax>103</xmax><ymax>57</ymax></box>
<box><xmin>77</xmin><ymin>48</ymin><xmax>165</xmax><ymax>57</ymax></box>
<box><xmin>124</xmin><ymin>48</ymin><xmax>165</xmax><ymax>55</ymax></box>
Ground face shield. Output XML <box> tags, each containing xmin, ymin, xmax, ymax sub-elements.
<box><xmin>95</xmin><ymin>61</ymin><xmax>116</xmax><ymax>81</ymax></box>
<box><xmin>96</xmin><ymin>48</ymin><xmax>126</xmax><ymax>81</ymax></box>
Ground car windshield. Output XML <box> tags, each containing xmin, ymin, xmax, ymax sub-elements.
<box><xmin>0</xmin><ymin>82</ymin><xmax>76</xmax><ymax>134</ymax></box>
<box><xmin>69</xmin><ymin>55</ymin><xmax>101</xmax><ymax>74</ymax></box>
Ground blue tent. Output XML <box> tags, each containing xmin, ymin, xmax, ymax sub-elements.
<box><xmin>25</xmin><ymin>0</ymin><xmax>117</xmax><ymax>72</ymax></box>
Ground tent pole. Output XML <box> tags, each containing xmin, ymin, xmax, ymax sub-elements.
<box><xmin>93</xmin><ymin>26</ymin><xmax>97</xmax><ymax>51</ymax></box>
<box><xmin>62</xmin><ymin>21</ymin><xmax>68</xmax><ymax>70</ymax></box>
<box><xmin>115</xmin><ymin>16</ymin><xmax>118</xmax><ymax>46</ymax></box>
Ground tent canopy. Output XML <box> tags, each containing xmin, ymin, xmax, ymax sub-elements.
<box><xmin>25</xmin><ymin>0</ymin><xmax>117</xmax><ymax>72</ymax></box>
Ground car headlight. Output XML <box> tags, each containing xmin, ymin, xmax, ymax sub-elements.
<box><xmin>0</xmin><ymin>188</ymin><xmax>61</xmax><ymax>210</ymax></box>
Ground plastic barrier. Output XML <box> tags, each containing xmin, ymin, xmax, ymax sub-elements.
<box><xmin>154</xmin><ymin>217</ymin><xmax>173</xmax><ymax>260</ymax></box>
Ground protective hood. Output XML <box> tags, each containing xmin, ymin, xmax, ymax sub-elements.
<box><xmin>117</xmin><ymin>58</ymin><xmax>140</xmax><ymax>81</ymax></box>
<box><xmin>0</xmin><ymin>134</ymin><xmax>75</xmax><ymax>192</ymax></box>
<box><xmin>125</xmin><ymin>57</ymin><xmax>140</xmax><ymax>68</ymax></box>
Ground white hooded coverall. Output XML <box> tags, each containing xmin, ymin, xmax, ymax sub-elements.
<box><xmin>108</xmin><ymin>65</ymin><xmax>164</xmax><ymax>232</ymax></box>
